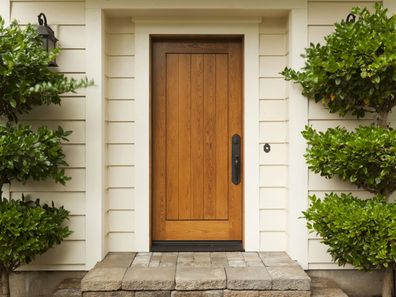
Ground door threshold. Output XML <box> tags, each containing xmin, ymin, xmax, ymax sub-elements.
<box><xmin>151</xmin><ymin>240</ymin><xmax>244</xmax><ymax>252</ymax></box>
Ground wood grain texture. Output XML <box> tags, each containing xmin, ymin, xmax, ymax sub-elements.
<box><xmin>152</xmin><ymin>38</ymin><xmax>243</xmax><ymax>241</ymax></box>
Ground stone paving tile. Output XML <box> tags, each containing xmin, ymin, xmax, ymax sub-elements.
<box><xmin>122</xmin><ymin>267</ymin><xmax>176</xmax><ymax>290</ymax></box>
<box><xmin>259</xmin><ymin>253</ymin><xmax>297</xmax><ymax>267</ymax></box>
<box><xmin>136</xmin><ymin>291</ymin><xmax>171</xmax><ymax>297</ymax></box>
<box><xmin>224</xmin><ymin>290</ymin><xmax>259</xmax><ymax>297</ymax></box>
<box><xmin>160</xmin><ymin>254</ymin><xmax>178</xmax><ymax>267</ymax></box>
<box><xmin>132</xmin><ymin>253</ymin><xmax>153</xmax><ymax>267</ymax></box>
<box><xmin>259</xmin><ymin>292</ymin><xmax>310</xmax><ymax>297</ymax></box>
<box><xmin>228</xmin><ymin>260</ymin><xmax>246</xmax><ymax>267</ymax></box>
<box><xmin>81</xmin><ymin>267</ymin><xmax>126</xmax><ymax>291</ymax></box>
<box><xmin>83</xmin><ymin>292</ymin><xmax>134</xmax><ymax>297</ymax></box>
<box><xmin>96</xmin><ymin>253</ymin><xmax>136</xmax><ymax>268</ymax></box>
<box><xmin>226</xmin><ymin>267</ymin><xmax>272</xmax><ymax>290</ymax></box>
<box><xmin>226</xmin><ymin>252</ymin><xmax>244</xmax><ymax>260</ymax></box>
<box><xmin>267</xmin><ymin>266</ymin><xmax>310</xmax><ymax>291</ymax></box>
<box><xmin>175</xmin><ymin>267</ymin><xmax>227</xmax><ymax>290</ymax></box>
<box><xmin>172</xmin><ymin>290</ymin><xmax>223</xmax><ymax>297</ymax></box>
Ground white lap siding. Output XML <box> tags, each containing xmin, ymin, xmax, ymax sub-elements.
<box><xmin>258</xmin><ymin>15</ymin><xmax>289</xmax><ymax>252</ymax></box>
<box><xmin>105</xmin><ymin>17</ymin><xmax>136</xmax><ymax>252</ymax></box>
<box><xmin>9</xmin><ymin>0</ymin><xmax>87</xmax><ymax>270</ymax></box>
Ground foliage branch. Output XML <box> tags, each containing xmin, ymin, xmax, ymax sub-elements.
<box><xmin>282</xmin><ymin>4</ymin><xmax>396</xmax><ymax>297</ymax></box>
<box><xmin>0</xmin><ymin>16</ymin><xmax>92</xmax><ymax>297</ymax></box>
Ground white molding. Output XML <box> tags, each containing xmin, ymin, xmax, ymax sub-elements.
<box><xmin>0</xmin><ymin>0</ymin><xmax>10</xmax><ymax>26</ymax></box>
<box><xmin>88</xmin><ymin>0</ymin><xmax>305</xmax><ymax>10</ymax></box>
<box><xmin>134</xmin><ymin>20</ymin><xmax>261</xmax><ymax>252</ymax></box>
<box><xmin>85</xmin><ymin>8</ymin><xmax>106</xmax><ymax>269</ymax></box>
<box><xmin>383</xmin><ymin>0</ymin><xmax>396</xmax><ymax>14</ymax></box>
<box><xmin>287</xmin><ymin>8</ymin><xmax>309</xmax><ymax>269</ymax></box>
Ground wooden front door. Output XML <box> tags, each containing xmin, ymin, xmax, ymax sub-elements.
<box><xmin>152</xmin><ymin>37</ymin><xmax>243</xmax><ymax>242</ymax></box>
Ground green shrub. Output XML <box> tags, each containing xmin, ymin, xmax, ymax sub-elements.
<box><xmin>0</xmin><ymin>197</ymin><xmax>71</xmax><ymax>272</ymax></box>
<box><xmin>0</xmin><ymin>17</ymin><xmax>91</xmax><ymax>122</ymax></box>
<box><xmin>302</xmin><ymin>126</ymin><xmax>396</xmax><ymax>197</ymax></box>
<box><xmin>281</xmin><ymin>4</ymin><xmax>396</xmax><ymax>121</ymax></box>
<box><xmin>304</xmin><ymin>193</ymin><xmax>396</xmax><ymax>270</ymax></box>
<box><xmin>0</xmin><ymin>125</ymin><xmax>71</xmax><ymax>190</ymax></box>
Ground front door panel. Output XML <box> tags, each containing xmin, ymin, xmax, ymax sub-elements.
<box><xmin>152</xmin><ymin>38</ymin><xmax>243</xmax><ymax>241</ymax></box>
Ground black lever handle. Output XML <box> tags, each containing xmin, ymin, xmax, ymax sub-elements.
<box><xmin>232</xmin><ymin>134</ymin><xmax>241</xmax><ymax>185</ymax></box>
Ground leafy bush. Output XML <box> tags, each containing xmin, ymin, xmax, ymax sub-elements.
<box><xmin>282</xmin><ymin>4</ymin><xmax>396</xmax><ymax>121</ymax></box>
<box><xmin>304</xmin><ymin>193</ymin><xmax>396</xmax><ymax>270</ymax></box>
<box><xmin>303</xmin><ymin>126</ymin><xmax>396</xmax><ymax>197</ymax></box>
<box><xmin>0</xmin><ymin>125</ymin><xmax>71</xmax><ymax>190</ymax></box>
<box><xmin>0</xmin><ymin>17</ymin><xmax>91</xmax><ymax>122</ymax></box>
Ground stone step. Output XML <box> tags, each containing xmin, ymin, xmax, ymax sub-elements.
<box><xmin>311</xmin><ymin>277</ymin><xmax>349</xmax><ymax>297</ymax></box>
<box><xmin>52</xmin><ymin>278</ymin><xmax>82</xmax><ymax>297</ymax></box>
<box><xmin>81</xmin><ymin>252</ymin><xmax>311</xmax><ymax>297</ymax></box>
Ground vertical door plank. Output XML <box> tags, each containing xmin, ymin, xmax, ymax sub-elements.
<box><xmin>203</xmin><ymin>54</ymin><xmax>217</xmax><ymax>220</ymax></box>
<box><xmin>152</xmin><ymin>42</ymin><xmax>167</xmax><ymax>238</ymax></box>
<box><xmin>166</xmin><ymin>54</ymin><xmax>180</xmax><ymax>220</ymax></box>
<box><xmin>191</xmin><ymin>54</ymin><xmax>204</xmax><ymax>219</ymax></box>
<box><xmin>178</xmin><ymin>54</ymin><xmax>192</xmax><ymax>219</ymax></box>
<box><xmin>215</xmin><ymin>54</ymin><xmax>229</xmax><ymax>220</ymax></box>
<box><xmin>228</xmin><ymin>41</ymin><xmax>243</xmax><ymax>238</ymax></box>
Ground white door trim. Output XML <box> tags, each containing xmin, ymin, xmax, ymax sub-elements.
<box><xmin>134</xmin><ymin>19</ymin><xmax>261</xmax><ymax>251</ymax></box>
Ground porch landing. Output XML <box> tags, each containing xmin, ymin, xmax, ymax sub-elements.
<box><xmin>81</xmin><ymin>252</ymin><xmax>311</xmax><ymax>297</ymax></box>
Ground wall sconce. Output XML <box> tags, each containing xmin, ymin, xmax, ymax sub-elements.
<box><xmin>37</xmin><ymin>13</ymin><xmax>58</xmax><ymax>66</ymax></box>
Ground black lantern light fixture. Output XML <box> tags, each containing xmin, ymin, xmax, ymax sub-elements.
<box><xmin>37</xmin><ymin>13</ymin><xmax>58</xmax><ymax>66</ymax></box>
<box><xmin>346</xmin><ymin>12</ymin><xmax>356</xmax><ymax>23</ymax></box>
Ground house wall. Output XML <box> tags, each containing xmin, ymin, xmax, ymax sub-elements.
<box><xmin>105</xmin><ymin>17</ymin><xmax>136</xmax><ymax>252</ymax></box>
<box><xmin>258</xmin><ymin>16</ymin><xmax>289</xmax><ymax>251</ymax></box>
<box><xmin>8</xmin><ymin>0</ymin><xmax>87</xmax><ymax>270</ymax></box>
<box><xmin>1</xmin><ymin>0</ymin><xmax>394</xmax><ymax>271</ymax></box>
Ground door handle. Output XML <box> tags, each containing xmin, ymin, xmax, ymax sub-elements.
<box><xmin>232</xmin><ymin>134</ymin><xmax>241</xmax><ymax>185</ymax></box>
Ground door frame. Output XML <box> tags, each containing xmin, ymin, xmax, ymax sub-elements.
<box><xmin>133</xmin><ymin>18</ymin><xmax>261</xmax><ymax>251</ymax></box>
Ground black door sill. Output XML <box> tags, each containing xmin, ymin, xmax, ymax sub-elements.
<box><xmin>151</xmin><ymin>240</ymin><xmax>244</xmax><ymax>252</ymax></box>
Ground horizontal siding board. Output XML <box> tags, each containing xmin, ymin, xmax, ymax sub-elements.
<box><xmin>308</xmin><ymin>190</ymin><xmax>374</xmax><ymax>200</ymax></box>
<box><xmin>29</xmin><ymin>241</ymin><xmax>85</xmax><ymax>265</ymax></box>
<box><xmin>260</xmin><ymin>165</ymin><xmax>288</xmax><ymax>187</ymax></box>
<box><xmin>259</xmin><ymin>56</ymin><xmax>287</xmax><ymax>78</ymax></box>
<box><xmin>106</xmin><ymin>34</ymin><xmax>135</xmax><ymax>55</ymax></box>
<box><xmin>309</xmin><ymin>239</ymin><xmax>333</xmax><ymax>263</ymax></box>
<box><xmin>108</xmin><ymin>144</ymin><xmax>135</xmax><ymax>165</ymax></box>
<box><xmin>107</xmin><ymin>122</ymin><xmax>135</xmax><ymax>143</ymax></box>
<box><xmin>107</xmin><ymin>100</ymin><xmax>134</xmax><ymax>122</ymax></box>
<box><xmin>108</xmin><ymin>188</ymin><xmax>134</xmax><ymax>210</ymax></box>
<box><xmin>66</xmin><ymin>215</ymin><xmax>86</xmax><ymax>240</ymax></box>
<box><xmin>58</xmin><ymin>25</ymin><xmax>86</xmax><ymax>49</ymax></box>
<box><xmin>259</xmin><ymin>122</ymin><xmax>288</xmax><ymax>143</ymax></box>
<box><xmin>260</xmin><ymin>187</ymin><xmax>287</xmax><ymax>209</ymax></box>
<box><xmin>260</xmin><ymin>99</ymin><xmax>288</xmax><ymax>121</ymax></box>
<box><xmin>259</xmin><ymin>78</ymin><xmax>287</xmax><ymax>99</ymax></box>
<box><xmin>260</xmin><ymin>209</ymin><xmax>287</xmax><ymax>231</ymax></box>
<box><xmin>108</xmin><ymin>56</ymin><xmax>135</xmax><ymax>77</ymax></box>
<box><xmin>308</xmin><ymin>25</ymin><xmax>334</xmax><ymax>45</ymax></box>
<box><xmin>10</xmin><ymin>169</ymin><xmax>85</xmax><ymax>191</ymax></box>
<box><xmin>259</xmin><ymin>34</ymin><xmax>287</xmax><ymax>55</ymax></box>
<box><xmin>107</xmin><ymin>78</ymin><xmax>135</xmax><ymax>99</ymax></box>
<box><xmin>308</xmin><ymin>2</ymin><xmax>377</xmax><ymax>25</ymax></box>
<box><xmin>108</xmin><ymin>233</ymin><xmax>135</xmax><ymax>252</ymax></box>
<box><xmin>107</xmin><ymin>18</ymin><xmax>135</xmax><ymax>34</ymax></box>
<box><xmin>57</xmin><ymin>50</ymin><xmax>86</xmax><ymax>73</ymax></box>
<box><xmin>259</xmin><ymin>143</ymin><xmax>288</xmax><ymax>165</ymax></box>
<box><xmin>309</xmin><ymin>119</ymin><xmax>374</xmax><ymax>131</ymax></box>
<box><xmin>62</xmin><ymin>144</ymin><xmax>85</xmax><ymax>168</ymax></box>
<box><xmin>309</xmin><ymin>172</ymin><xmax>358</xmax><ymax>191</ymax></box>
<box><xmin>11</xmin><ymin>2</ymin><xmax>85</xmax><ymax>25</ymax></box>
<box><xmin>259</xmin><ymin>17</ymin><xmax>288</xmax><ymax>34</ymax></box>
<box><xmin>108</xmin><ymin>166</ymin><xmax>135</xmax><ymax>188</ymax></box>
<box><xmin>10</xmin><ymin>192</ymin><xmax>85</xmax><ymax>215</ymax></box>
<box><xmin>108</xmin><ymin>210</ymin><xmax>134</xmax><ymax>232</ymax></box>
<box><xmin>260</xmin><ymin>231</ymin><xmax>287</xmax><ymax>251</ymax></box>
<box><xmin>21</xmin><ymin>97</ymin><xmax>85</xmax><ymax>120</ymax></box>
